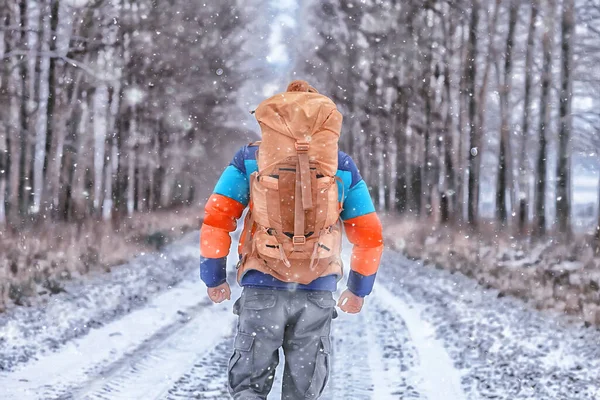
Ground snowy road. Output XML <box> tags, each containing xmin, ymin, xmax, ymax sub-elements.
<box><xmin>1</xmin><ymin>233</ymin><xmax>600</xmax><ymax>399</ymax></box>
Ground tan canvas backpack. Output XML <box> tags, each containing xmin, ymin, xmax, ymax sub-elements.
<box><xmin>238</xmin><ymin>83</ymin><xmax>344</xmax><ymax>285</ymax></box>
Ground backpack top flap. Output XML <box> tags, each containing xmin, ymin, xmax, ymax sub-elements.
<box><xmin>254</xmin><ymin>91</ymin><xmax>343</xmax><ymax>176</ymax></box>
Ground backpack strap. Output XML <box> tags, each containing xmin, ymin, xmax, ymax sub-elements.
<box><xmin>293</xmin><ymin>161</ymin><xmax>306</xmax><ymax>251</ymax></box>
<box><xmin>293</xmin><ymin>140</ymin><xmax>313</xmax><ymax>251</ymax></box>
<box><xmin>238</xmin><ymin>207</ymin><xmax>255</xmax><ymax>270</ymax></box>
<box><xmin>295</xmin><ymin>141</ymin><xmax>313</xmax><ymax>211</ymax></box>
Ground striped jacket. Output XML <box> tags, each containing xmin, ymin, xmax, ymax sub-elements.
<box><xmin>199</xmin><ymin>144</ymin><xmax>384</xmax><ymax>297</ymax></box>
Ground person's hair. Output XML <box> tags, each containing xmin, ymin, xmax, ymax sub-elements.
<box><xmin>286</xmin><ymin>80</ymin><xmax>319</xmax><ymax>93</ymax></box>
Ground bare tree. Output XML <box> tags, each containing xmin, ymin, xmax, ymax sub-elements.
<box><xmin>535</xmin><ymin>0</ymin><xmax>557</xmax><ymax>238</ymax></box>
<box><xmin>16</xmin><ymin>0</ymin><xmax>29</xmax><ymax>217</ymax></box>
<box><xmin>496</xmin><ymin>0</ymin><xmax>519</xmax><ymax>226</ymax></box>
<box><xmin>0</xmin><ymin>7</ymin><xmax>9</xmax><ymax>225</ymax></box>
<box><xmin>467</xmin><ymin>0</ymin><xmax>481</xmax><ymax>227</ymax></box>
<box><xmin>519</xmin><ymin>0</ymin><xmax>539</xmax><ymax>235</ymax></box>
<box><xmin>32</xmin><ymin>0</ymin><xmax>51</xmax><ymax>215</ymax></box>
<box><xmin>440</xmin><ymin>6</ymin><xmax>458</xmax><ymax>224</ymax></box>
<box><xmin>556</xmin><ymin>0</ymin><xmax>575</xmax><ymax>236</ymax></box>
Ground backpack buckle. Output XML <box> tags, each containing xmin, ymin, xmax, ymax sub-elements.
<box><xmin>295</xmin><ymin>141</ymin><xmax>310</xmax><ymax>153</ymax></box>
<box><xmin>292</xmin><ymin>235</ymin><xmax>306</xmax><ymax>245</ymax></box>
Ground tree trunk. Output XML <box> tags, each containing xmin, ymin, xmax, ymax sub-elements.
<box><xmin>0</xmin><ymin>148</ymin><xmax>5</xmax><ymax>225</ymax></box>
<box><xmin>32</xmin><ymin>3</ymin><xmax>51</xmax><ymax>215</ymax></box>
<box><xmin>0</xmin><ymin>125</ymin><xmax>6</xmax><ymax>226</ymax></box>
<box><xmin>134</xmin><ymin>161</ymin><xmax>141</xmax><ymax>212</ymax></box>
<box><xmin>113</xmin><ymin>117</ymin><xmax>128</xmax><ymax>219</ymax></box>
<box><xmin>51</xmin><ymin>60</ymin><xmax>84</xmax><ymax>215</ymax></box>
<box><xmin>457</xmin><ymin>22</ymin><xmax>468</xmax><ymax>222</ymax></box>
<box><xmin>127</xmin><ymin>108</ymin><xmax>136</xmax><ymax>216</ymax></box>
<box><xmin>556</xmin><ymin>0</ymin><xmax>574</xmax><ymax>236</ymax></box>
<box><xmin>17</xmin><ymin>0</ymin><xmax>29</xmax><ymax>218</ymax></box>
<box><xmin>395</xmin><ymin>84</ymin><xmax>409</xmax><ymax>214</ymax></box>
<box><xmin>411</xmin><ymin>161</ymin><xmax>422</xmax><ymax>217</ymax></box>
<box><xmin>519</xmin><ymin>1</ymin><xmax>539</xmax><ymax>235</ymax></box>
<box><xmin>70</xmin><ymin>91</ymin><xmax>90</xmax><ymax>223</ymax></box>
<box><xmin>496</xmin><ymin>0</ymin><xmax>519</xmax><ymax>226</ymax></box>
<box><xmin>467</xmin><ymin>0</ymin><xmax>481</xmax><ymax>227</ymax></box>
<box><xmin>4</xmin><ymin>7</ymin><xmax>17</xmax><ymax>221</ymax></box>
<box><xmin>376</xmin><ymin>132</ymin><xmax>386</xmax><ymax>212</ymax></box>
<box><xmin>441</xmin><ymin>8</ymin><xmax>457</xmax><ymax>224</ymax></box>
<box><xmin>357</xmin><ymin>117</ymin><xmax>370</xmax><ymax>184</ymax></box>
<box><xmin>92</xmin><ymin>84</ymin><xmax>108</xmax><ymax>213</ymax></box>
<box><xmin>387</xmin><ymin>109</ymin><xmax>398</xmax><ymax>212</ymax></box>
<box><xmin>42</xmin><ymin>0</ymin><xmax>60</xmax><ymax>215</ymax></box>
<box><xmin>102</xmin><ymin>83</ymin><xmax>121</xmax><ymax>220</ymax></box>
<box><xmin>159</xmin><ymin>166</ymin><xmax>171</xmax><ymax>208</ymax></box>
<box><xmin>596</xmin><ymin>171</ymin><xmax>600</xmax><ymax>241</ymax></box>
<box><xmin>476</xmin><ymin>0</ymin><xmax>501</xmax><ymax>146</ymax></box>
<box><xmin>441</xmin><ymin>69</ymin><xmax>454</xmax><ymax>224</ymax></box>
<box><xmin>7</xmin><ymin>63</ymin><xmax>20</xmax><ymax>221</ymax></box>
<box><xmin>1</xmin><ymin>9</ymin><xmax>10</xmax><ymax>225</ymax></box>
<box><xmin>421</xmin><ymin>42</ymin><xmax>434</xmax><ymax>218</ymax></box>
<box><xmin>535</xmin><ymin>0</ymin><xmax>556</xmax><ymax>238</ymax></box>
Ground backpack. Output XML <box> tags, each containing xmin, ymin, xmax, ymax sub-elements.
<box><xmin>238</xmin><ymin>87</ymin><xmax>344</xmax><ymax>285</ymax></box>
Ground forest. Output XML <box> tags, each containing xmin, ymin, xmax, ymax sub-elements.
<box><xmin>0</xmin><ymin>0</ymin><xmax>259</xmax><ymax>228</ymax></box>
<box><xmin>1</xmin><ymin>0</ymin><xmax>600</xmax><ymax>312</ymax></box>
<box><xmin>301</xmin><ymin>0</ymin><xmax>600</xmax><ymax>239</ymax></box>
<box><xmin>295</xmin><ymin>0</ymin><xmax>600</xmax><ymax>324</ymax></box>
<box><xmin>1</xmin><ymin>0</ymin><xmax>599</xmax><ymax>238</ymax></box>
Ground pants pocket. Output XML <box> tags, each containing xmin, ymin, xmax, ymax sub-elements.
<box><xmin>243</xmin><ymin>290</ymin><xmax>277</xmax><ymax>310</ymax></box>
<box><xmin>304</xmin><ymin>336</ymin><xmax>331</xmax><ymax>399</ymax></box>
<box><xmin>307</xmin><ymin>292</ymin><xmax>337</xmax><ymax>320</ymax></box>
<box><xmin>228</xmin><ymin>333</ymin><xmax>255</xmax><ymax>393</ymax></box>
<box><xmin>232</xmin><ymin>297</ymin><xmax>242</xmax><ymax>316</ymax></box>
<box><xmin>307</xmin><ymin>292</ymin><xmax>336</xmax><ymax>309</ymax></box>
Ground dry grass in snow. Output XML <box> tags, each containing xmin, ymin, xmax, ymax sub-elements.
<box><xmin>382</xmin><ymin>215</ymin><xmax>600</xmax><ymax>326</ymax></box>
<box><xmin>0</xmin><ymin>207</ymin><xmax>203</xmax><ymax>312</ymax></box>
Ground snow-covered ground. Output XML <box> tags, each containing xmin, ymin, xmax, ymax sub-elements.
<box><xmin>1</xmin><ymin>233</ymin><xmax>600</xmax><ymax>399</ymax></box>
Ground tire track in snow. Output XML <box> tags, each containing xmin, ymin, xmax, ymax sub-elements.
<box><xmin>165</xmin><ymin>336</ymin><xmax>233</xmax><ymax>399</ymax></box>
<box><xmin>0</xmin><ymin>280</ymin><xmax>214</xmax><ymax>399</ymax></box>
<box><xmin>321</xmin><ymin>310</ymin><xmax>375</xmax><ymax>400</ymax></box>
<box><xmin>365</xmin><ymin>295</ymin><xmax>423</xmax><ymax>399</ymax></box>
<box><xmin>321</xmin><ymin>291</ymin><xmax>424</xmax><ymax>400</ymax></box>
<box><xmin>74</xmin><ymin>300</ymin><xmax>237</xmax><ymax>400</ymax></box>
<box><xmin>164</xmin><ymin>333</ymin><xmax>292</xmax><ymax>400</ymax></box>
<box><xmin>374</xmin><ymin>285</ymin><xmax>466</xmax><ymax>400</ymax></box>
<box><xmin>0</xmin><ymin>280</ymin><xmax>239</xmax><ymax>400</ymax></box>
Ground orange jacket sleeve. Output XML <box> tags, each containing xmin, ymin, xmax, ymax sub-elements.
<box><xmin>200</xmin><ymin>150</ymin><xmax>249</xmax><ymax>287</ymax></box>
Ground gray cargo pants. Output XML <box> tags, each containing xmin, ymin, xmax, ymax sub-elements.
<box><xmin>228</xmin><ymin>287</ymin><xmax>337</xmax><ymax>400</ymax></box>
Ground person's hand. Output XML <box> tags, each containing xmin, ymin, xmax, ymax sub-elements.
<box><xmin>337</xmin><ymin>289</ymin><xmax>364</xmax><ymax>314</ymax></box>
<box><xmin>207</xmin><ymin>282</ymin><xmax>231</xmax><ymax>304</ymax></box>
